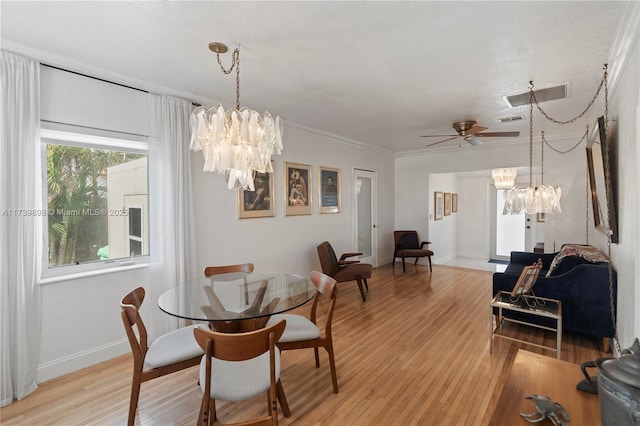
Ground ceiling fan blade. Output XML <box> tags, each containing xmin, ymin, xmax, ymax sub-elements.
<box><xmin>420</xmin><ymin>134</ymin><xmax>458</xmax><ymax>138</ymax></box>
<box><xmin>475</xmin><ymin>131</ymin><xmax>521</xmax><ymax>137</ymax></box>
<box><xmin>465</xmin><ymin>125</ymin><xmax>488</xmax><ymax>135</ymax></box>
<box><xmin>464</xmin><ymin>136</ymin><xmax>484</xmax><ymax>146</ymax></box>
<box><xmin>426</xmin><ymin>136</ymin><xmax>457</xmax><ymax>147</ymax></box>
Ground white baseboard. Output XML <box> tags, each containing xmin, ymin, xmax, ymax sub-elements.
<box><xmin>36</xmin><ymin>339</ymin><xmax>130</xmax><ymax>383</ymax></box>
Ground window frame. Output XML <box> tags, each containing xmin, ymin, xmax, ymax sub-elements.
<box><xmin>39</xmin><ymin>127</ymin><xmax>150</xmax><ymax>280</ymax></box>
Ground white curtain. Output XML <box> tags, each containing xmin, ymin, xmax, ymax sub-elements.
<box><xmin>0</xmin><ymin>51</ymin><xmax>42</xmax><ymax>406</ymax></box>
<box><xmin>148</xmin><ymin>94</ymin><xmax>197</xmax><ymax>336</ymax></box>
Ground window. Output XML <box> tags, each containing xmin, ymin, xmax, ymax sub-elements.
<box><xmin>41</xmin><ymin>128</ymin><xmax>149</xmax><ymax>276</ymax></box>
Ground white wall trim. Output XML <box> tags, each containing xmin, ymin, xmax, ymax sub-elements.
<box><xmin>36</xmin><ymin>339</ymin><xmax>130</xmax><ymax>384</ymax></box>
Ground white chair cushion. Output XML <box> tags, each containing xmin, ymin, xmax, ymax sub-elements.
<box><xmin>199</xmin><ymin>348</ymin><xmax>281</xmax><ymax>401</ymax></box>
<box><xmin>267</xmin><ymin>314</ymin><xmax>321</xmax><ymax>343</ymax></box>
<box><xmin>144</xmin><ymin>324</ymin><xmax>203</xmax><ymax>369</ymax></box>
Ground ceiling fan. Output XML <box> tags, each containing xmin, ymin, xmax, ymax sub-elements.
<box><xmin>421</xmin><ymin>121</ymin><xmax>520</xmax><ymax>147</ymax></box>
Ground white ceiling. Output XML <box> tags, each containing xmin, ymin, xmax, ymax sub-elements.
<box><xmin>1</xmin><ymin>1</ymin><xmax>624</xmax><ymax>154</ymax></box>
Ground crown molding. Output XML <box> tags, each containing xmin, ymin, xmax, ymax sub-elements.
<box><xmin>285</xmin><ymin>121</ymin><xmax>393</xmax><ymax>154</ymax></box>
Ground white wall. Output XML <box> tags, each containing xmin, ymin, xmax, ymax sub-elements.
<box><xmin>427</xmin><ymin>173</ymin><xmax>457</xmax><ymax>263</ymax></box>
<box><xmin>456</xmin><ymin>176</ymin><xmax>492</xmax><ymax>259</ymax></box>
<box><xmin>34</xmin><ymin>67</ymin><xmax>395</xmax><ymax>382</ymax></box>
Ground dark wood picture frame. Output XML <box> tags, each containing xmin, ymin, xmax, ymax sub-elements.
<box><xmin>586</xmin><ymin>115</ymin><xmax>618</xmax><ymax>243</ymax></box>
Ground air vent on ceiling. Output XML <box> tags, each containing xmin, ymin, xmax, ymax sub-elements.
<box><xmin>498</xmin><ymin>115</ymin><xmax>524</xmax><ymax>123</ymax></box>
<box><xmin>504</xmin><ymin>83</ymin><xmax>569</xmax><ymax>108</ymax></box>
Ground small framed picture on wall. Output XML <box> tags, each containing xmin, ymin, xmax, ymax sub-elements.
<box><xmin>444</xmin><ymin>192</ymin><xmax>451</xmax><ymax>216</ymax></box>
<box><xmin>285</xmin><ymin>162</ymin><xmax>312</xmax><ymax>216</ymax></box>
<box><xmin>434</xmin><ymin>192</ymin><xmax>443</xmax><ymax>220</ymax></box>
<box><xmin>318</xmin><ymin>166</ymin><xmax>341</xmax><ymax>214</ymax></box>
<box><xmin>452</xmin><ymin>193</ymin><xmax>458</xmax><ymax>213</ymax></box>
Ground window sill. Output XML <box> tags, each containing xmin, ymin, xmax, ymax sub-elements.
<box><xmin>38</xmin><ymin>261</ymin><xmax>150</xmax><ymax>285</ymax></box>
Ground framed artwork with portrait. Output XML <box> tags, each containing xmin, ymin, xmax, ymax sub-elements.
<box><xmin>318</xmin><ymin>166</ymin><xmax>341</xmax><ymax>214</ymax></box>
<box><xmin>285</xmin><ymin>162</ymin><xmax>312</xmax><ymax>216</ymax></box>
<box><xmin>452</xmin><ymin>193</ymin><xmax>458</xmax><ymax>213</ymax></box>
<box><xmin>434</xmin><ymin>192</ymin><xmax>443</xmax><ymax>220</ymax></box>
<box><xmin>238</xmin><ymin>163</ymin><xmax>275</xmax><ymax>219</ymax></box>
<box><xmin>444</xmin><ymin>192</ymin><xmax>451</xmax><ymax>216</ymax></box>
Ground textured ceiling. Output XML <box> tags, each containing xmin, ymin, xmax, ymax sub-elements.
<box><xmin>1</xmin><ymin>1</ymin><xmax>624</xmax><ymax>153</ymax></box>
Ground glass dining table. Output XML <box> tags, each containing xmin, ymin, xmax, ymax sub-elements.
<box><xmin>158</xmin><ymin>271</ymin><xmax>316</xmax><ymax>332</ymax></box>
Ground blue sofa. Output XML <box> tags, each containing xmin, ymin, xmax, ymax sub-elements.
<box><xmin>492</xmin><ymin>244</ymin><xmax>617</xmax><ymax>350</ymax></box>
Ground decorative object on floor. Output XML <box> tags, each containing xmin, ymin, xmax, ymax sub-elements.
<box><xmin>238</xmin><ymin>162</ymin><xmax>275</xmax><ymax>218</ymax></box>
<box><xmin>434</xmin><ymin>191</ymin><xmax>443</xmax><ymax>220</ymax></box>
<box><xmin>189</xmin><ymin>42</ymin><xmax>283</xmax><ymax>191</ymax></box>
<box><xmin>393</xmin><ymin>230</ymin><xmax>433</xmax><ymax>272</ymax></box>
<box><xmin>316</xmin><ymin>241</ymin><xmax>372</xmax><ymax>301</ymax></box>
<box><xmin>452</xmin><ymin>193</ymin><xmax>458</xmax><ymax>212</ymax></box>
<box><xmin>520</xmin><ymin>395</ymin><xmax>570</xmax><ymax>425</ymax></box>
<box><xmin>318</xmin><ymin>166</ymin><xmax>341</xmax><ymax>214</ymax></box>
<box><xmin>285</xmin><ymin>162</ymin><xmax>312</xmax><ymax>216</ymax></box>
<box><xmin>492</xmin><ymin>168</ymin><xmax>517</xmax><ymax>190</ymax></box>
<box><xmin>444</xmin><ymin>192</ymin><xmax>451</xmax><ymax>216</ymax></box>
<box><xmin>586</xmin><ymin>115</ymin><xmax>618</xmax><ymax>243</ymax></box>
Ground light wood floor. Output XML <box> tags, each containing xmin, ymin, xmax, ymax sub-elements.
<box><xmin>0</xmin><ymin>263</ymin><xmax>607</xmax><ymax>425</ymax></box>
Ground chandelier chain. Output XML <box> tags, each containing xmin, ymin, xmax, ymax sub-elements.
<box><xmin>585</xmin><ymin>157</ymin><xmax>589</xmax><ymax>245</ymax></box>
<box><xmin>600</xmin><ymin>65</ymin><xmax>620</xmax><ymax>355</ymax></box>
<box><xmin>542</xmin><ymin>129</ymin><xmax>588</xmax><ymax>154</ymax></box>
<box><xmin>541</xmin><ymin>131</ymin><xmax>544</xmax><ymax>185</ymax></box>
<box><xmin>529</xmin><ymin>87</ymin><xmax>534</xmax><ymax>186</ymax></box>
<box><xmin>216</xmin><ymin>48</ymin><xmax>241</xmax><ymax>110</ymax></box>
<box><xmin>530</xmin><ymin>64</ymin><xmax>608</xmax><ymax>125</ymax></box>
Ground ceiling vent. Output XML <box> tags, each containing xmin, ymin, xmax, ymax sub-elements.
<box><xmin>504</xmin><ymin>83</ymin><xmax>569</xmax><ymax>108</ymax></box>
<box><xmin>498</xmin><ymin>115</ymin><xmax>524</xmax><ymax>123</ymax></box>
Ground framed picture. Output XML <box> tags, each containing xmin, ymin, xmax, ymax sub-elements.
<box><xmin>285</xmin><ymin>162</ymin><xmax>312</xmax><ymax>216</ymax></box>
<box><xmin>444</xmin><ymin>192</ymin><xmax>451</xmax><ymax>216</ymax></box>
<box><xmin>238</xmin><ymin>164</ymin><xmax>275</xmax><ymax>219</ymax></box>
<box><xmin>510</xmin><ymin>259</ymin><xmax>543</xmax><ymax>298</ymax></box>
<box><xmin>318</xmin><ymin>166</ymin><xmax>341</xmax><ymax>214</ymax></box>
<box><xmin>434</xmin><ymin>192</ymin><xmax>443</xmax><ymax>220</ymax></box>
<box><xmin>586</xmin><ymin>115</ymin><xmax>618</xmax><ymax>243</ymax></box>
<box><xmin>536</xmin><ymin>212</ymin><xmax>545</xmax><ymax>223</ymax></box>
<box><xmin>452</xmin><ymin>193</ymin><xmax>458</xmax><ymax>213</ymax></box>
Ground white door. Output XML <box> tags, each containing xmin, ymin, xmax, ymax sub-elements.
<box><xmin>491</xmin><ymin>188</ymin><xmax>525</xmax><ymax>261</ymax></box>
<box><xmin>353</xmin><ymin>168</ymin><xmax>378</xmax><ymax>266</ymax></box>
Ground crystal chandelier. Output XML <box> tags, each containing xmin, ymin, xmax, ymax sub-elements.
<box><xmin>503</xmin><ymin>84</ymin><xmax>561</xmax><ymax>215</ymax></box>
<box><xmin>491</xmin><ymin>168</ymin><xmax>517</xmax><ymax>190</ymax></box>
<box><xmin>189</xmin><ymin>42</ymin><xmax>283</xmax><ymax>191</ymax></box>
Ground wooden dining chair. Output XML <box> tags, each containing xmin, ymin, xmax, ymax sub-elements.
<box><xmin>317</xmin><ymin>241</ymin><xmax>372</xmax><ymax>301</ymax></box>
<box><xmin>120</xmin><ymin>287</ymin><xmax>203</xmax><ymax>426</ymax></box>
<box><xmin>204</xmin><ymin>263</ymin><xmax>254</xmax><ymax>305</ymax></box>
<box><xmin>193</xmin><ymin>319</ymin><xmax>289</xmax><ymax>426</ymax></box>
<box><xmin>267</xmin><ymin>271</ymin><xmax>339</xmax><ymax>393</ymax></box>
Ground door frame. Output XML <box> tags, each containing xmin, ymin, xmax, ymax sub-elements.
<box><xmin>352</xmin><ymin>167</ymin><xmax>378</xmax><ymax>267</ymax></box>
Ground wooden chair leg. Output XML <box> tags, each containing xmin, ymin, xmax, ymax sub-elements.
<box><xmin>428</xmin><ymin>256</ymin><xmax>432</xmax><ymax>272</ymax></box>
<box><xmin>363</xmin><ymin>278</ymin><xmax>369</xmax><ymax>290</ymax></box>
<box><xmin>276</xmin><ymin>380</ymin><xmax>291</xmax><ymax>417</ymax></box>
<box><xmin>602</xmin><ymin>337</ymin><xmax>612</xmax><ymax>352</ymax></box>
<box><xmin>401</xmin><ymin>256</ymin><xmax>406</xmax><ymax>272</ymax></box>
<box><xmin>127</xmin><ymin>373</ymin><xmax>142</xmax><ymax>426</ymax></box>
<box><xmin>326</xmin><ymin>343</ymin><xmax>339</xmax><ymax>393</ymax></box>
<box><xmin>314</xmin><ymin>347</ymin><xmax>320</xmax><ymax>368</ymax></box>
<box><xmin>356</xmin><ymin>278</ymin><xmax>366</xmax><ymax>301</ymax></box>
<box><xmin>414</xmin><ymin>257</ymin><xmax>419</xmax><ymax>265</ymax></box>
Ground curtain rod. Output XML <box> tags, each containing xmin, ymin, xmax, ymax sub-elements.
<box><xmin>41</xmin><ymin>63</ymin><xmax>200</xmax><ymax>107</ymax></box>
